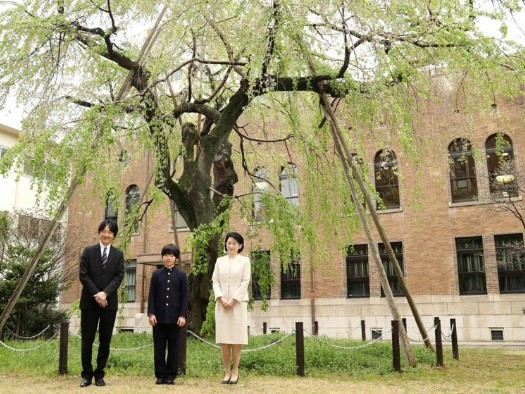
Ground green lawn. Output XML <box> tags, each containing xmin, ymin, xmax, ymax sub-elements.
<box><xmin>0</xmin><ymin>332</ymin><xmax>524</xmax><ymax>392</ymax></box>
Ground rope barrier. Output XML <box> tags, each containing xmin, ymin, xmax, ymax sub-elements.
<box><xmin>441</xmin><ymin>323</ymin><xmax>455</xmax><ymax>341</ymax></box>
<box><xmin>69</xmin><ymin>331</ymin><xmax>153</xmax><ymax>351</ymax></box>
<box><xmin>5</xmin><ymin>325</ymin><xmax>52</xmax><ymax>340</ymax></box>
<box><xmin>1</xmin><ymin>323</ymin><xmax>457</xmax><ymax>355</ymax></box>
<box><xmin>401</xmin><ymin>324</ymin><xmax>437</xmax><ymax>343</ymax></box>
<box><xmin>242</xmin><ymin>331</ymin><xmax>295</xmax><ymax>353</ymax></box>
<box><xmin>187</xmin><ymin>329</ymin><xmax>295</xmax><ymax>352</ymax></box>
<box><xmin>0</xmin><ymin>331</ymin><xmax>58</xmax><ymax>352</ymax></box>
<box><xmin>187</xmin><ymin>329</ymin><xmax>221</xmax><ymax>349</ymax></box>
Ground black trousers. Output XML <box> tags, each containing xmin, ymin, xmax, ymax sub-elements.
<box><xmin>152</xmin><ymin>323</ymin><xmax>180</xmax><ymax>380</ymax></box>
<box><xmin>80</xmin><ymin>307</ymin><xmax>117</xmax><ymax>380</ymax></box>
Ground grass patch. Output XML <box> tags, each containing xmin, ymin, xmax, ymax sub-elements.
<box><xmin>0</xmin><ymin>331</ymin><xmax>524</xmax><ymax>392</ymax></box>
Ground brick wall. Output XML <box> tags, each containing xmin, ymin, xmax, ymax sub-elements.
<box><xmin>60</xmin><ymin>93</ymin><xmax>525</xmax><ymax>341</ymax></box>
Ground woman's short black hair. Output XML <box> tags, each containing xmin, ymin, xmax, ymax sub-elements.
<box><xmin>161</xmin><ymin>243</ymin><xmax>180</xmax><ymax>258</ymax></box>
<box><xmin>224</xmin><ymin>231</ymin><xmax>244</xmax><ymax>252</ymax></box>
<box><xmin>98</xmin><ymin>219</ymin><xmax>119</xmax><ymax>237</ymax></box>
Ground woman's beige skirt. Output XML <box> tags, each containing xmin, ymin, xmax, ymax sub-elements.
<box><xmin>215</xmin><ymin>301</ymin><xmax>248</xmax><ymax>345</ymax></box>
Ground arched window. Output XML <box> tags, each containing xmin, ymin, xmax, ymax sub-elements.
<box><xmin>279</xmin><ymin>163</ymin><xmax>299</xmax><ymax>206</ymax></box>
<box><xmin>253</xmin><ymin>167</ymin><xmax>270</xmax><ymax>221</ymax></box>
<box><xmin>448</xmin><ymin>138</ymin><xmax>478</xmax><ymax>203</ymax></box>
<box><xmin>125</xmin><ymin>185</ymin><xmax>140</xmax><ymax>233</ymax></box>
<box><xmin>374</xmin><ymin>150</ymin><xmax>400</xmax><ymax>209</ymax></box>
<box><xmin>485</xmin><ymin>133</ymin><xmax>517</xmax><ymax>198</ymax></box>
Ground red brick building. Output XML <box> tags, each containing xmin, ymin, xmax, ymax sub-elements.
<box><xmin>60</xmin><ymin>83</ymin><xmax>525</xmax><ymax>342</ymax></box>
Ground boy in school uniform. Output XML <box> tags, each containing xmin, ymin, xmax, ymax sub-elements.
<box><xmin>147</xmin><ymin>244</ymin><xmax>189</xmax><ymax>384</ymax></box>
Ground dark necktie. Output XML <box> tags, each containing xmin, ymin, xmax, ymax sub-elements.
<box><xmin>102</xmin><ymin>247</ymin><xmax>108</xmax><ymax>267</ymax></box>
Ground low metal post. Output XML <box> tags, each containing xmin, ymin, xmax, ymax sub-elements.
<box><xmin>361</xmin><ymin>320</ymin><xmax>366</xmax><ymax>341</ymax></box>
<box><xmin>434</xmin><ymin>317</ymin><xmax>443</xmax><ymax>367</ymax></box>
<box><xmin>58</xmin><ymin>321</ymin><xmax>69</xmax><ymax>375</ymax></box>
<box><xmin>295</xmin><ymin>322</ymin><xmax>305</xmax><ymax>376</ymax></box>
<box><xmin>178</xmin><ymin>325</ymin><xmax>187</xmax><ymax>375</ymax></box>
<box><xmin>392</xmin><ymin>320</ymin><xmax>401</xmax><ymax>372</ymax></box>
<box><xmin>451</xmin><ymin>318</ymin><xmax>459</xmax><ymax>360</ymax></box>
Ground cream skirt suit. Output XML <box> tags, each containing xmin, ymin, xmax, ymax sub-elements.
<box><xmin>212</xmin><ymin>254</ymin><xmax>251</xmax><ymax>344</ymax></box>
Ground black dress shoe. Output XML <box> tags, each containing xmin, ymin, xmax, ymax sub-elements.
<box><xmin>155</xmin><ymin>377</ymin><xmax>165</xmax><ymax>384</ymax></box>
<box><xmin>165</xmin><ymin>379</ymin><xmax>175</xmax><ymax>385</ymax></box>
<box><xmin>95</xmin><ymin>377</ymin><xmax>105</xmax><ymax>386</ymax></box>
<box><xmin>80</xmin><ymin>378</ymin><xmax>91</xmax><ymax>387</ymax></box>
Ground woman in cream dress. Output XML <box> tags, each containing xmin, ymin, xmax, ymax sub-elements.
<box><xmin>212</xmin><ymin>232</ymin><xmax>251</xmax><ymax>385</ymax></box>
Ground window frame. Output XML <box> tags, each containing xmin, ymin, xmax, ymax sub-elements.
<box><xmin>124</xmin><ymin>259</ymin><xmax>137</xmax><ymax>302</ymax></box>
<box><xmin>485</xmin><ymin>133</ymin><xmax>517</xmax><ymax>198</ymax></box>
<box><xmin>253</xmin><ymin>167</ymin><xmax>270</xmax><ymax>221</ymax></box>
<box><xmin>346</xmin><ymin>244</ymin><xmax>370</xmax><ymax>298</ymax></box>
<box><xmin>0</xmin><ymin>145</ymin><xmax>9</xmax><ymax>158</ymax></box>
<box><xmin>125</xmin><ymin>185</ymin><xmax>140</xmax><ymax>234</ymax></box>
<box><xmin>280</xmin><ymin>257</ymin><xmax>301</xmax><ymax>300</ymax></box>
<box><xmin>251</xmin><ymin>250</ymin><xmax>272</xmax><ymax>300</ymax></box>
<box><xmin>374</xmin><ymin>149</ymin><xmax>400</xmax><ymax>210</ymax></box>
<box><xmin>448</xmin><ymin>138</ymin><xmax>478</xmax><ymax>203</ymax></box>
<box><xmin>379</xmin><ymin>242</ymin><xmax>404</xmax><ymax>297</ymax></box>
<box><xmin>279</xmin><ymin>163</ymin><xmax>299</xmax><ymax>206</ymax></box>
<box><xmin>169</xmin><ymin>203</ymin><xmax>189</xmax><ymax>231</ymax></box>
<box><xmin>456</xmin><ymin>236</ymin><xmax>487</xmax><ymax>295</ymax></box>
<box><xmin>495</xmin><ymin>233</ymin><xmax>525</xmax><ymax>294</ymax></box>
<box><xmin>104</xmin><ymin>194</ymin><xmax>119</xmax><ymax>223</ymax></box>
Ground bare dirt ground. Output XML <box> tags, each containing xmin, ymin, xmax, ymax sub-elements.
<box><xmin>1</xmin><ymin>373</ymin><xmax>524</xmax><ymax>394</ymax></box>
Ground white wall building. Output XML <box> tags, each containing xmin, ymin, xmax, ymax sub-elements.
<box><xmin>0</xmin><ymin>122</ymin><xmax>34</xmax><ymax>211</ymax></box>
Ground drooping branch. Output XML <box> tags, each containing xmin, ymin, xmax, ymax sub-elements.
<box><xmin>205</xmin><ymin>17</ymin><xmax>246</xmax><ymax>78</ymax></box>
<box><xmin>234</xmin><ymin>125</ymin><xmax>292</xmax><ymax>144</ymax></box>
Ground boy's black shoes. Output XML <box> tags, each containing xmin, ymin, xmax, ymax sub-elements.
<box><xmin>155</xmin><ymin>378</ymin><xmax>165</xmax><ymax>384</ymax></box>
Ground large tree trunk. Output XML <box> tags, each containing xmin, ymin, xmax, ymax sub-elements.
<box><xmin>187</xmin><ymin>233</ymin><xmax>221</xmax><ymax>331</ymax></box>
<box><xmin>186</xmin><ymin>142</ymin><xmax>238</xmax><ymax>332</ymax></box>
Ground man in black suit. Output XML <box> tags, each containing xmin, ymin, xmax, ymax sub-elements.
<box><xmin>79</xmin><ymin>219</ymin><xmax>125</xmax><ymax>388</ymax></box>
<box><xmin>147</xmin><ymin>244</ymin><xmax>189</xmax><ymax>385</ymax></box>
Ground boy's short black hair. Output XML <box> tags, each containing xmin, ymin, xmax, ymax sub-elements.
<box><xmin>161</xmin><ymin>243</ymin><xmax>180</xmax><ymax>258</ymax></box>
<box><xmin>98</xmin><ymin>219</ymin><xmax>119</xmax><ymax>237</ymax></box>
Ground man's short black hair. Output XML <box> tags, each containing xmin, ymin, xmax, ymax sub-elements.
<box><xmin>161</xmin><ymin>243</ymin><xmax>180</xmax><ymax>258</ymax></box>
<box><xmin>98</xmin><ymin>219</ymin><xmax>119</xmax><ymax>237</ymax></box>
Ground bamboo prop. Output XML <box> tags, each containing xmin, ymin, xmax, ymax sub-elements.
<box><xmin>293</xmin><ymin>33</ymin><xmax>420</xmax><ymax>366</ymax></box>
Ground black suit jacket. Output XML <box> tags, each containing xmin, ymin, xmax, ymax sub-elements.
<box><xmin>79</xmin><ymin>243</ymin><xmax>125</xmax><ymax>311</ymax></box>
<box><xmin>147</xmin><ymin>266</ymin><xmax>189</xmax><ymax>324</ymax></box>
